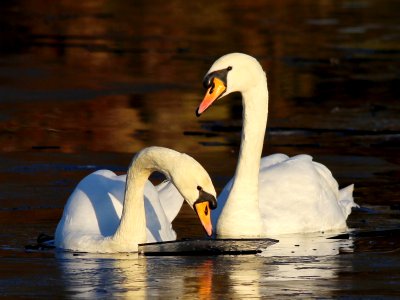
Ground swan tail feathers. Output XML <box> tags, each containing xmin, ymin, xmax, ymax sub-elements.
<box><xmin>338</xmin><ymin>184</ymin><xmax>358</xmax><ymax>218</ymax></box>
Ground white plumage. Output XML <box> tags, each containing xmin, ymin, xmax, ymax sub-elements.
<box><xmin>197</xmin><ymin>53</ymin><xmax>358</xmax><ymax>237</ymax></box>
<box><xmin>55</xmin><ymin>147</ymin><xmax>216</xmax><ymax>253</ymax></box>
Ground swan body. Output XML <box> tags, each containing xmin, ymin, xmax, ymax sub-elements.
<box><xmin>197</xmin><ymin>53</ymin><xmax>357</xmax><ymax>237</ymax></box>
<box><xmin>55</xmin><ymin>147</ymin><xmax>217</xmax><ymax>253</ymax></box>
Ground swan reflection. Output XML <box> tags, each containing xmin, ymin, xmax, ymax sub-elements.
<box><xmin>56</xmin><ymin>252</ymin><xmax>147</xmax><ymax>298</ymax></box>
<box><xmin>56</xmin><ymin>234</ymin><xmax>353</xmax><ymax>298</ymax></box>
<box><xmin>56</xmin><ymin>252</ymin><xmax>215</xmax><ymax>298</ymax></box>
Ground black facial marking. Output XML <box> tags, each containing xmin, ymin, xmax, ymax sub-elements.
<box><xmin>202</xmin><ymin>68</ymin><xmax>231</xmax><ymax>89</ymax></box>
<box><xmin>194</xmin><ymin>189</ymin><xmax>217</xmax><ymax>210</ymax></box>
<box><xmin>203</xmin><ymin>73</ymin><xmax>213</xmax><ymax>89</ymax></box>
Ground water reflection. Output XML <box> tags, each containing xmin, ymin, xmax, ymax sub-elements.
<box><xmin>262</xmin><ymin>232</ymin><xmax>354</xmax><ymax>257</ymax></box>
<box><xmin>57</xmin><ymin>252</ymin><xmax>147</xmax><ymax>298</ymax></box>
<box><xmin>56</xmin><ymin>234</ymin><xmax>353</xmax><ymax>298</ymax></box>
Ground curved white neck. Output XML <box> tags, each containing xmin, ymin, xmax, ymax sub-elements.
<box><xmin>233</xmin><ymin>80</ymin><xmax>268</xmax><ymax>195</ymax></box>
<box><xmin>218</xmin><ymin>74</ymin><xmax>269</xmax><ymax>237</ymax></box>
<box><xmin>111</xmin><ymin>147</ymin><xmax>177</xmax><ymax>249</ymax></box>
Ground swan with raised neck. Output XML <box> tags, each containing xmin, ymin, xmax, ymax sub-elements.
<box><xmin>197</xmin><ymin>53</ymin><xmax>357</xmax><ymax>238</ymax></box>
<box><xmin>199</xmin><ymin>53</ymin><xmax>268</xmax><ymax>236</ymax></box>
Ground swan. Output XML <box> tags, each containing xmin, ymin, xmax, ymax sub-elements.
<box><xmin>55</xmin><ymin>146</ymin><xmax>217</xmax><ymax>253</ymax></box>
<box><xmin>196</xmin><ymin>53</ymin><xmax>357</xmax><ymax>238</ymax></box>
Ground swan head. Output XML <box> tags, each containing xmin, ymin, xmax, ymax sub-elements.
<box><xmin>196</xmin><ymin>53</ymin><xmax>266</xmax><ymax>116</ymax></box>
<box><xmin>170</xmin><ymin>153</ymin><xmax>217</xmax><ymax>236</ymax></box>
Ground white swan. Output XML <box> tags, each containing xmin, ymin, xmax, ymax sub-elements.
<box><xmin>196</xmin><ymin>53</ymin><xmax>357</xmax><ymax>237</ymax></box>
<box><xmin>55</xmin><ymin>146</ymin><xmax>217</xmax><ymax>253</ymax></box>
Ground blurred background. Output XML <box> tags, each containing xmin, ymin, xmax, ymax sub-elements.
<box><xmin>0</xmin><ymin>0</ymin><xmax>399</xmax><ymax>297</ymax></box>
<box><xmin>1</xmin><ymin>0</ymin><xmax>399</xmax><ymax>236</ymax></box>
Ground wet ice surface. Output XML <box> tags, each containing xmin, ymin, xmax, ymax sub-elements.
<box><xmin>138</xmin><ymin>238</ymin><xmax>278</xmax><ymax>255</ymax></box>
<box><xmin>1</xmin><ymin>0</ymin><xmax>400</xmax><ymax>298</ymax></box>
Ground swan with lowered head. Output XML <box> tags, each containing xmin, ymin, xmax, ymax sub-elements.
<box><xmin>196</xmin><ymin>53</ymin><xmax>357</xmax><ymax>238</ymax></box>
<box><xmin>55</xmin><ymin>146</ymin><xmax>217</xmax><ymax>253</ymax></box>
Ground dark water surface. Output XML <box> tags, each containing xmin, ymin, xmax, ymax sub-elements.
<box><xmin>1</xmin><ymin>0</ymin><xmax>400</xmax><ymax>298</ymax></box>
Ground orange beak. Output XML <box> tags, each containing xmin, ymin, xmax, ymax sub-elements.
<box><xmin>194</xmin><ymin>201</ymin><xmax>213</xmax><ymax>236</ymax></box>
<box><xmin>196</xmin><ymin>77</ymin><xmax>226</xmax><ymax>116</ymax></box>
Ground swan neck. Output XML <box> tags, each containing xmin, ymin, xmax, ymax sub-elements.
<box><xmin>233</xmin><ymin>78</ymin><xmax>268</xmax><ymax>194</ymax></box>
<box><xmin>217</xmin><ymin>77</ymin><xmax>269</xmax><ymax>237</ymax></box>
<box><xmin>112</xmin><ymin>147</ymin><xmax>176</xmax><ymax>246</ymax></box>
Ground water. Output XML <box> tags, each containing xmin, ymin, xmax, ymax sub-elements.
<box><xmin>1</xmin><ymin>0</ymin><xmax>400</xmax><ymax>298</ymax></box>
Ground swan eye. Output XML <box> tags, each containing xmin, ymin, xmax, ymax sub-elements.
<box><xmin>197</xmin><ymin>186</ymin><xmax>202</xmax><ymax>191</ymax></box>
<box><xmin>227</xmin><ymin>66</ymin><xmax>232</xmax><ymax>71</ymax></box>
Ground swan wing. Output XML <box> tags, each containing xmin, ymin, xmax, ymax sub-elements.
<box><xmin>310</xmin><ymin>162</ymin><xmax>358</xmax><ymax>218</ymax></box>
<box><xmin>155</xmin><ymin>180</ymin><xmax>185</xmax><ymax>223</ymax></box>
<box><xmin>55</xmin><ymin>170</ymin><xmax>125</xmax><ymax>248</ymax></box>
<box><xmin>258</xmin><ymin>154</ymin><xmax>353</xmax><ymax>234</ymax></box>
<box><xmin>213</xmin><ymin>154</ymin><xmax>356</xmax><ymax>235</ymax></box>
<box><xmin>144</xmin><ymin>181</ymin><xmax>177</xmax><ymax>242</ymax></box>
<box><xmin>55</xmin><ymin>170</ymin><xmax>178</xmax><ymax>249</ymax></box>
